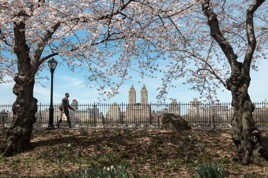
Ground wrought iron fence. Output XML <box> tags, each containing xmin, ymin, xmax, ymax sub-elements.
<box><xmin>0</xmin><ymin>102</ymin><xmax>268</xmax><ymax>129</ymax></box>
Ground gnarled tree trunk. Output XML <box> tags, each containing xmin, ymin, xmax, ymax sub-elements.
<box><xmin>2</xmin><ymin>74</ymin><xmax>37</xmax><ymax>156</ymax></box>
<box><xmin>0</xmin><ymin>21</ymin><xmax>38</xmax><ymax>156</ymax></box>
<box><xmin>227</xmin><ymin>65</ymin><xmax>265</xmax><ymax>165</ymax></box>
<box><xmin>202</xmin><ymin>0</ymin><xmax>267</xmax><ymax>165</ymax></box>
<box><xmin>0</xmin><ymin>5</ymin><xmax>61</xmax><ymax>156</ymax></box>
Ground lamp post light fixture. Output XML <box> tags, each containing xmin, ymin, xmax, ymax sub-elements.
<box><xmin>48</xmin><ymin>58</ymin><xmax>58</xmax><ymax>129</ymax></box>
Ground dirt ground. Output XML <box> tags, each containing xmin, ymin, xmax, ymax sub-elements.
<box><xmin>0</xmin><ymin>128</ymin><xmax>268</xmax><ymax>177</ymax></box>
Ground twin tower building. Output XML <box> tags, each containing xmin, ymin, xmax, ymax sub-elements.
<box><xmin>105</xmin><ymin>84</ymin><xmax>180</xmax><ymax>121</ymax></box>
<box><xmin>125</xmin><ymin>84</ymin><xmax>151</xmax><ymax>121</ymax></box>
<box><xmin>128</xmin><ymin>84</ymin><xmax>148</xmax><ymax>105</ymax></box>
<box><xmin>106</xmin><ymin>84</ymin><xmax>150</xmax><ymax>122</ymax></box>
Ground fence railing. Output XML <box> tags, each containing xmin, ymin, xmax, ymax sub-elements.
<box><xmin>0</xmin><ymin>102</ymin><xmax>268</xmax><ymax>129</ymax></box>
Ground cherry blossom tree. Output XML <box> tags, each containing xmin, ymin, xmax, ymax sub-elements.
<box><xmin>156</xmin><ymin>0</ymin><xmax>268</xmax><ymax>165</ymax></box>
<box><xmin>201</xmin><ymin>0</ymin><xmax>268</xmax><ymax>165</ymax></box>
<box><xmin>0</xmin><ymin>0</ymin><xmax>267</xmax><ymax>165</ymax></box>
<box><xmin>0</xmin><ymin>0</ymin><xmax>194</xmax><ymax>156</ymax></box>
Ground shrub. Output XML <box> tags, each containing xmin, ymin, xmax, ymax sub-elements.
<box><xmin>195</xmin><ymin>163</ymin><xmax>227</xmax><ymax>178</ymax></box>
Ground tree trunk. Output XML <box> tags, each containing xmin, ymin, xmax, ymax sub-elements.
<box><xmin>227</xmin><ymin>65</ymin><xmax>266</xmax><ymax>165</ymax></box>
<box><xmin>0</xmin><ymin>18</ymin><xmax>40</xmax><ymax>156</ymax></box>
<box><xmin>201</xmin><ymin>0</ymin><xmax>267</xmax><ymax>165</ymax></box>
<box><xmin>1</xmin><ymin>73</ymin><xmax>37</xmax><ymax>156</ymax></box>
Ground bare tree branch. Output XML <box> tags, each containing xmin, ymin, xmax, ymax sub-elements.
<box><xmin>161</xmin><ymin>4</ymin><xmax>194</xmax><ymax>19</ymax></box>
<box><xmin>33</xmin><ymin>22</ymin><xmax>61</xmax><ymax>67</ymax></box>
<box><xmin>39</xmin><ymin>52</ymin><xmax>59</xmax><ymax>65</ymax></box>
<box><xmin>106</xmin><ymin>0</ymin><xmax>116</xmax><ymax>38</ymax></box>
<box><xmin>70</xmin><ymin>0</ymin><xmax>137</xmax><ymax>29</ymax></box>
<box><xmin>91</xmin><ymin>33</ymin><xmax>125</xmax><ymax>46</ymax></box>
<box><xmin>31</xmin><ymin>22</ymin><xmax>61</xmax><ymax>71</ymax></box>
<box><xmin>179</xmin><ymin>47</ymin><xmax>227</xmax><ymax>89</ymax></box>
<box><xmin>119</xmin><ymin>12</ymin><xmax>142</xmax><ymax>27</ymax></box>
<box><xmin>137</xmin><ymin>1</ymin><xmax>193</xmax><ymax>47</ymax></box>
<box><xmin>96</xmin><ymin>0</ymin><xmax>136</xmax><ymax>21</ymax></box>
<box><xmin>202</xmin><ymin>0</ymin><xmax>239</xmax><ymax>68</ymax></box>
<box><xmin>243</xmin><ymin>0</ymin><xmax>265</xmax><ymax>72</ymax></box>
<box><xmin>167</xmin><ymin>16</ymin><xmax>187</xmax><ymax>47</ymax></box>
<box><xmin>197</xmin><ymin>68</ymin><xmax>227</xmax><ymax>88</ymax></box>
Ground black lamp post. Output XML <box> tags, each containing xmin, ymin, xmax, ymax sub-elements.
<box><xmin>48</xmin><ymin>58</ymin><xmax>58</xmax><ymax>128</ymax></box>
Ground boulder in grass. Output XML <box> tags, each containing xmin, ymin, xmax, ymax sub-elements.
<box><xmin>159</xmin><ymin>113</ymin><xmax>191</xmax><ymax>131</ymax></box>
<box><xmin>79</xmin><ymin>127</ymin><xmax>89</xmax><ymax>136</ymax></box>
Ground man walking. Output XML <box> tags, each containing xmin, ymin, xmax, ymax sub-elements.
<box><xmin>58</xmin><ymin>92</ymin><xmax>75</xmax><ymax>128</ymax></box>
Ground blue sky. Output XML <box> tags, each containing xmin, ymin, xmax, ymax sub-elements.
<box><xmin>0</xmin><ymin>56</ymin><xmax>267</xmax><ymax>105</ymax></box>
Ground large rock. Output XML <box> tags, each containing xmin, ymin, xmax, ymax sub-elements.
<box><xmin>159</xmin><ymin>113</ymin><xmax>191</xmax><ymax>131</ymax></box>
